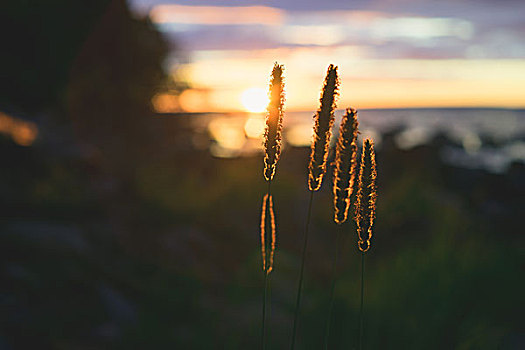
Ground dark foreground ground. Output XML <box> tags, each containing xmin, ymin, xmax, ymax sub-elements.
<box><xmin>1</xmin><ymin>113</ymin><xmax>524</xmax><ymax>349</ymax></box>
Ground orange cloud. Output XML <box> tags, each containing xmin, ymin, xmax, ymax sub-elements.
<box><xmin>178</xmin><ymin>47</ymin><xmax>525</xmax><ymax>111</ymax></box>
<box><xmin>149</xmin><ymin>5</ymin><xmax>284</xmax><ymax>26</ymax></box>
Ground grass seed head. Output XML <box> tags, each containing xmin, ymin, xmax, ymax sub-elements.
<box><xmin>355</xmin><ymin>138</ymin><xmax>377</xmax><ymax>252</ymax></box>
<box><xmin>333</xmin><ymin>108</ymin><xmax>359</xmax><ymax>224</ymax></box>
<box><xmin>308</xmin><ymin>64</ymin><xmax>339</xmax><ymax>191</ymax></box>
<box><xmin>263</xmin><ymin>63</ymin><xmax>285</xmax><ymax>181</ymax></box>
<box><xmin>260</xmin><ymin>193</ymin><xmax>276</xmax><ymax>274</ymax></box>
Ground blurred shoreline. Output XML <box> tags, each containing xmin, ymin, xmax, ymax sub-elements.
<box><xmin>175</xmin><ymin>107</ymin><xmax>525</xmax><ymax>174</ymax></box>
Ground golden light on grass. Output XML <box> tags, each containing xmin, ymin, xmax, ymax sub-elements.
<box><xmin>291</xmin><ymin>64</ymin><xmax>340</xmax><ymax>350</ymax></box>
<box><xmin>260</xmin><ymin>63</ymin><xmax>285</xmax><ymax>349</ymax></box>
<box><xmin>263</xmin><ymin>63</ymin><xmax>285</xmax><ymax>181</ymax></box>
<box><xmin>323</xmin><ymin>109</ymin><xmax>359</xmax><ymax>349</ymax></box>
<box><xmin>308</xmin><ymin>64</ymin><xmax>339</xmax><ymax>191</ymax></box>
<box><xmin>355</xmin><ymin>138</ymin><xmax>377</xmax><ymax>252</ymax></box>
<box><xmin>260</xmin><ymin>193</ymin><xmax>276</xmax><ymax>274</ymax></box>
<box><xmin>333</xmin><ymin>108</ymin><xmax>359</xmax><ymax>224</ymax></box>
<box><xmin>241</xmin><ymin>87</ymin><xmax>269</xmax><ymax>113</ymax></box>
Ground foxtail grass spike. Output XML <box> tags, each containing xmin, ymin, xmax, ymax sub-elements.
<box><xmin>333</xmin><ymin>108</ymin><xmax>359</xmax><ymax>224</ymax></box>
<box><xmin>355</xmin><ymin>139</ymin><xmax>377</xmax><ymax>252</ymax></box>
<box><xmin>308</xmin><ymin>64</ymin><xmax>339</xmax><ymax>191</ymax></box>
<box><xmin>260</xmin><ymin>193</ymin><xmax>276</xmax><ymax>274</ymax></box>
<box><xmin>260</xmin><ymin>194</ymin><xmax>268</xmax><ymax>272</ymax></box>
<box><xmin>263</xmin><ymin>63</ymin><xmax>285</xmax><ymax>182</ymax></box>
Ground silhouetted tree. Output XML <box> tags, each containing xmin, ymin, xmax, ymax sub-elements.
<box><xmin>64</xmin><ymin>0</ymin><xmax>186</xmax><ymax>249</ymax></box>
<box><xmin>67</xmin><ymin>0</ymin><xmax>170</xmax><ymax>171</ymax></box>
<box><xmin>0</xmin><ymin>0</ymin><xmax>111</xmax><ymax>114</ymax></box>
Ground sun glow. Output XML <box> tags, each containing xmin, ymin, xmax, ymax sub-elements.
<box><xmin>241</xmin><ymin>88</ymin><xmax>268</xmax><ymax>113</ymax></box>
<box><xmin>244</xmin><ymin>115</ymin><xmax>265</xmax><ymax>138</ymax></box>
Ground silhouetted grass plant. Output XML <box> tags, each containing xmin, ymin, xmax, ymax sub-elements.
<box><xmin>260</xmin><ymin>62</ymin><xmax>285</xmax><ymax>350</ymax></box>
<box><xmin>333</xmin><ymin>108</ymin><xmax>359</xmax><ymax>225</ymax></box>
<box><xmin>257</xmin><ymin>63</ymin><xmax>378</xmax><ymax>350</ymax></box>
<box><xmin>263</xmin><ymin>63</ymin><xmax>285</xmax><ymax>184</ymax></box>
<box><xmin>290</xmin><ymin>64</ymin><xmax>339</xmax><ymax>350</ymax></box>
<box><xmin>324</xmin><ymin>108</ymin><xmax>360</xmax><ymax>349</ymax></box>
<box><xmin>354</xmin><ymin>138</ymin><xmax>377</xmax><ymax>350</ymax></box>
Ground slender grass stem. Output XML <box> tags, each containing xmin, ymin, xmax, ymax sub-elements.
<box><xmin>290</xmin><ymin>190</ymin><xmax>315</xmax><ymax>350</ymax></box>
<box><xmin>267</xmin><ymin>275</ymin><xmax>272</xmax><ymax>346</ymax></box>
<box><xmin>323</xmin><ymin>228</ymin><xmax>343</xmax><ymax>350</ymax></box>
<box><xmin>262</xmin><ymin>271</ymin><xmax>268</xmax><ymax>349</ymax></box>
<box><xmin>358</xmin><ymin>252</ymin><xmax>365</xmax><ymax>350</ymax></box>
<box><xmin>262</xmin><ymin>181</ymin><xmax>272</xmax><ymax>350</ymax></box>
<box><xmin>263</xmin><ymin>267</ymin><xmax>273</xmax><ymax>349</ymax></box>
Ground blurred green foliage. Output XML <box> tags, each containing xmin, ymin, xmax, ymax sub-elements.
<box><xmin>2</xmin><ymin>132</ymin><xmax>524</xmax><ymax>348</ymax></box>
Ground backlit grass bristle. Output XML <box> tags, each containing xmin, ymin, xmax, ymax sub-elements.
<box><xmin>260</xmin><ymin>193</ymin><xmax>276</xmax><ymax>274</ymax></box>
<box><xmin>355</xmin><ymin>139</ymin><xmax>377</xmax><ymax>252</ymax></box>
<box><xmin>308</xmin><ymin>64</ymin><xmax>339</xmax><ymax>192</ymax></box>
<box><xmin>263</xmin><ymin>63</ymin><xmax>285</xmax><ymax>182</ymax></box>
<box><xmin>333</xmin><ymin>108</ymin><xmax>359</xmax><ymax>224</ymax></box>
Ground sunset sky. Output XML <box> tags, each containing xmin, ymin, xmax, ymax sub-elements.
<box><xmin>130</xmin><ymin>0</ymin><xmax>525</xmax><ymax>112</ymax></box>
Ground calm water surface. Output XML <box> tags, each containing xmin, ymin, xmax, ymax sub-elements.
<box><xmin>190</xmin><ymin>108</ymin><xmax>525</xmax><ymax>173</ymax></box>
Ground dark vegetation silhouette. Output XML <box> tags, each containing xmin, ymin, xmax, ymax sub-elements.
<box><xmin>260</xmin><ymin>63</ymin><xmax>284</xmax><ymax>350</ymax></box>
<box><xmin>324</xmin><ymin>108</ymin><xmax>359</xmax><ymax>349</ymax></box>
<box><xmin>0</xmin><ymin>0</ymin><xmax>110</xmax><ymax>114</ymax></box>
<box><xmin>291</xmin><ymin>64</ymin><xmax>339</xmax><ymax>350</ymax></box>
<box><xmin>66</xmin><ymin>0</ymin><xmax>177</xmax><ymax>251</ymax></box>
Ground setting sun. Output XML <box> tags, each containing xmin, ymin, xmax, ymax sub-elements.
<box><xmin>241</xmin><ymin>87</ymin><xmax>268</xmax><ymax>113</ymax></box>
